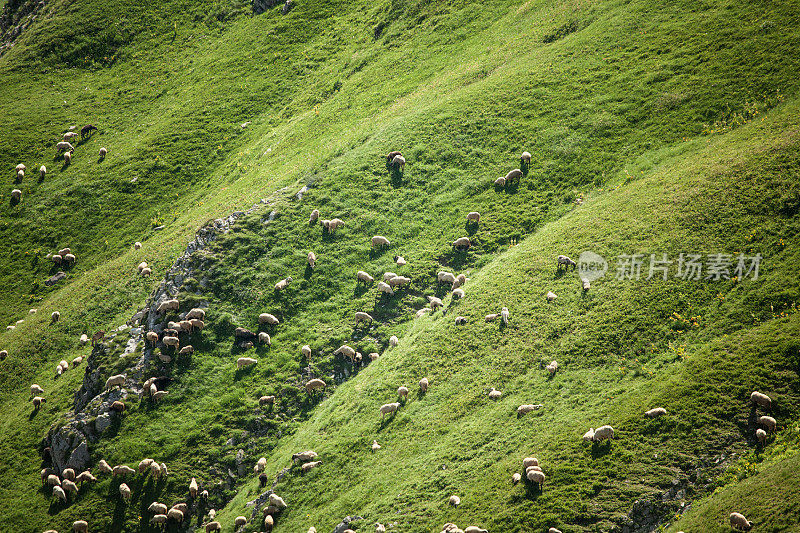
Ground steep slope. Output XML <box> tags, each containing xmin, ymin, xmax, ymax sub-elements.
<box><xmin>0</xmin><ymin>0</ymin><xmax>798</xmax><ymax>531</ymax></box>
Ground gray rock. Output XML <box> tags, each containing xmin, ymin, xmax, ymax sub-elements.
<box><xmin>45</xmin><ymin>271</ymin><xmax>66</xmax><ymax>286</ymax></box>
<box><xmin>333</xmin><ymin>516</ymin><xmax>364</xmax><ymax>533</ymax></box>
<box><xmin>66</xmin><ymin>440</ymin><xmax>90</xmax><ymax>471</ymax></box>
<box><xmin>95</xmin><ymin>413</ymin><xmax>111</xmax><ymax>433</ymax></box>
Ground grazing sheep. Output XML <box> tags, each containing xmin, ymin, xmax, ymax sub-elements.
<box><xmin>383</xmin><ymin>272</ymin><xmax>398</xmax><ymax>282</ymax></box>
<box><xmin>419</xmin><ymin>377</ymin><xmax>429</xmax><ymax>392</ymax></box>
<box><xmin>729</xmin><ymin>512</ymin><xmax>752</xmax><ymax>531</ymax></box>
<box><xmin>167</xmin><ymin>509</ymin><xmax>184</xmax><ymax>523</ymax></box>
<box><xmin>11</xmin><ymin>188</ymin><xmax>21</xmax><ymax>200</ymax></box>
<box><xmin>388</xmin><ymin>275</ymin><xmax>411</xmax><ymax>288</ymax></box>
<box><xmin>105</xmin><ymin>374</ymin><xmax>126</xmax><ymax>389</ymax></box>
<box><xmin>398</xmin><ymin>385</ymin><xmax>409</xmax><ymax>399</ymax></box>
<box><xmin>189</xmin><ymin>318</ymin><xmax>204</xmax><ymax>330</ymax></box>
<box><xmin>137</xmin><ymin>261</ymin><xmax>149</xmax><ymax>273</ymax></box>
<box><xmin>75</xmin><ymin>471</ymin><xmax>97</xmax><ymax>486</ymax></box>
<box><xmin>141</xmin><ymin>266</ymin><xmax>152</xmax><ymax>276</ymax></box>
<box><xmin>307</xmin><ymin>251</ymin><xmax>317</xmax><ymax>268</ymax></box>
<box><xmin>369</xmin><ymin>352</ymin><xmax>380</xmax><ymax>361</ymax></box>
<box><xmin>377</xmin><ymin>281</ymin><xmax>394</xmax><ymax>295</ymax></box>
<box><xmin>112</xmin><ymin>465</ymin><xmax>135</xmax><ymax>477</ymax></box>
<box><xmin>512</xmin><ymin>472</ymin><xmax>522</xmax><ymax>484</ymax></box>
<box><xmin>557</xmin><ymin>255</ymin><xmax>576</xmax><ymax>270</ymax></box>
<box><xmin>645</xmin><ymin>407</ymin><xmax>667</xmax><ymax>418</ymax></box>
<box><xmin>138</xmin><ymin>458</ymin><xmax>154</xmax><ymax>473</ymax></box>
<box><xmin>73</xmin><ymin>356</ymin><xmax>83</xmax><ymax>366</ymax></box>
<box><xmin>302</xmin><ymin>460</ymin><xmax>322</xmax><ymax>473</ymax></box>
<box><xmin>62</xmin><ymin>468</ymin><xmax>76</xmax><ymax>482</ymax></box>
<box><xmin>157</xmin><ymin>299</ymin><xmax>179</xmax><ymax>313</ymax></box>
<box><xmin>309</xmin><ymin>209</ymin><xmax>320</xmax><ymax>223</ymax></box>
<box><xmin>389</xmin><ymin>335</ymin><xmax>399</xmax><ymax>346</ymax></box>
<box><xmin>186</xmin><ymin>308</ymin><xmax>206</xmax><ymax>320</ymax></box>
<box><xmin>259</xmin><ymin>332</ymin><xmax>271</xmax><ymax>345</ymax></box>
<box><xmin>505</xmin><ymin>169</ymin><xmax>523</xmax><ymax>183</ymax></box>
<box><xmin>327</xmin><ymin>218</ymin><xmax>345</xmax><ymax>233</ymax></box>
<box><xmin>305</xmin><ymin>378</ymin><xmax>326</xmax><ymax>393</ymax></box>
<box><xmin>56</xmin><ymin>141</ymin><xmax>74</xmax><ymax>152</ymax></box>
<box><xmin>334</xmin><ymin>344</ymin><xmax>357</xmax><ymax>360</ymax></box>
<box><xmin>119</xmin><ymin>483</ymin><xmax>131</xmax><ymax>501</ymax></box>
<box><xmin>0</xmin><ymin>349</ymin><xmax>6</xmax><ymax>360</ymax></box>
<box><xmin>134</xmin><ymin>241</ymin><xmax>142</xmax><ymax>250</ymax></box>
<box><xmin>521</xmin><ymin>151</ymin><xmax>532</xmax><ymax>163</ymax></box>
<box><xmin>146</xmin><ymin>331</ymin><xmax>159</xmax><ymax>345</ymax></box>
<box><xmin>593</xmin><ymin>425</ymin><xmax>614</xmax><ymax>442</ymax></box>
<box><xmin>110</xmin><ymin>400</ymin><xmax>125</xmax><ymax>413</ymax></box>
<box><xmin>150</xmin><ymin>514</ymin><xmax>168</xmax><ymax>527</ymax></box>
<box><xmin>438</xmin><ymin>271</ymin><xmax>456</xmax><ymax>284</ymax></box>
<box><xmin>269</xmin><ymin>493</ymin><xmax>287</xmax><ymax>509</ymax></box>
<box><xmin>756</xmin><ymin>428</ymin><xmax>767</xmax><ymax>443</ymax></box>
<box><xmin>189</xmin><ymin>477</ymin><xmax>198</xmax><ymax>498</ymax></box>
<box><xmin>395</xmin><ymin>255</ymin><xmax>406</xmax><ymax>266</ymax></box>
<box><xmin>53</xmin><ymin>485</ymin><xmax>67</xmax><ymax>502</ymax></box>
<box><xmin>255</xmin><ymin>457</ymin><xmax>268</xmax><ymax>472</ymax></box>
<box><xmin>357</xmin><ymin>271</ymin><xmax>374</xmax><ymax>284</ymax></box>
<box><xmin>546</xmin><ymin>291</ymin><xmax>558</xmax><ymax>302</ymax></box>
<box><xmin>464</xmin><ymin>528</ymin><xmax>488</xmax><ymax>533</ymax></box>
<box><xmin>150</xmin><ymin>384</ymin><xmax>159</xmax><ymax>397</ymax></box>
<box><xmin>485</xmin><ymin>313</ymin><xmax>499</xmax><ymax>322</ymax></box>
<box><xmin>526</xmin><ymin>469</ymin><xmax>545</xmax><ymax>488</ymax></box>
<box><xmin>179</xmin><ymin>345</ymin><xmax>194</xmax><ymax>355</ymax></box>
<box><xmin>582</xmin><ymin>278</ymin><xmax>591</xmax><ymax>291</ymax></box>
<box><xmin>386</xmin><ymin>151</ymin><xmax>402</xmax><ymax>162</ymax></box>
<box><xmin>78</xmin><ymin>333</ymin><xmax>89</xmax><ymax>345</ymax></box>
<box><xmin>47</xmin><ymin>474</ymin><xmax>61</xmax><ymax>486</ymax></box>
<box><xmin>55</xmin><ymin>364</ymin><xmax>63</xmax><ymax>376</ymax></box>
<box><xmin>376</xmin><ymin>524</ymin><xmax>386</xmax><ymax>533</ymax></box>
<box><xmin>355</xmin><ymin>311</ymin><xmax>373</xmax><ymax>326</ymax></box>
<box><xmin>259</xmin><ymin>396</ymin><xmax>275</xmax><ymax>407</ymax></box>
<box><xmin>259</xmin><ymin>313</ymin><xmax>280</xmax><ymax>325</ymax></box>
<box><xmin>546</xmin><ymin>361</ymin><xmax>558</xmax><ymax>375</ymax></box>
<box><xmin>99</xmin><ymin>147</ymin><xmax>107</xmax><ymax>158</ymax></box>
<box><xmin>372</xmin><ymin>440</ymin><xmax>381</xmax><ymax>452</ymax></box>
<box><xmin>449</xmin><ymin>495</ymin><xmax>460</xmax><ymax>507</ymax></box>
<box><xmin>292</xmin><ymin>450</ymin><xmax>318</xmax><ymax>463</ymax></box>
<box><xmin>489</xmin><ymin>388</ymin><xmax>502</xmax><ymax>399</ymax></box>
<box><xmin>452</xmin><ymin>288</ymin><xmax>465</xmax><ymax>299</ymax></box>
<box><xmin>234</xmin><ymin>516</ymin><xmax>247</xmax><ymax>527</ymax></box>
<box><xmin>759</xmin><ymin>415</ymin><xmax>777</xmax><ymax>432</ymax></box>
<box><xmin>97</xmin><ymin>459</ymin><xmax>113</xmax><ymax>474</ymax></box>
<box><xmin>428</xmin><ymin>296</ymin><xmax>443</xmax><ymax>311</ymax></box>
<box><xmin>372</xmin><ymin>235</ymin><xmax>390</xmax><ymax>248</ymax></box>
<box><xmin>392</xmin><ymin>154</ymin><xmax>406</xmax><ymax>170</ymax></box>
<box><xmin>275</xmin><ymin>276</ymin><xmax>293</xmax><ymax>291</ymax></box>
<box><xmin>517</xmin><ymin>404</ymin><xmax>543</xmax><ymax>416</ymax></box>
<box><xmin>301</xmin><ymin>344</ymin><xmax>312</xmax><ymax>358</ymax></box>
<box><xmin>416</xmin><ymin>308</ymin><xmax>431</xmax><ymax>318</ymax></box>
<box><xmin>150</xmin><ymin>462</ymin><xmax>163</xmax><ymax>477</ymax></box>
<box><xmin>63</xmin><ymin>132</ymin><xmax>79</xmax><ymax>141</ymax></box>
<box><xmin>51</xmin><ymin>311</ymin><xmax>61</xmax><ymax>323</ymax></box>
<box><xmin>452</xmin><ymin>237</ymin><xmax>471</xmax><ymax>250</ymax></box>
<box><xmin>264</xmin><ymin>515</ymin><xmax>275</xmax><ymax>530</ymax></box>
<box><xmin>162</xmin><ymin>336</ymin><xmax>179</xmax><ymax>348</ymax></box>
<box><xmin>523</xmin><ymin>457</ymin><xmax>539</xmax><ymax>468</ymax></box>
<box><xmin>501</xmin><ymin>307</ymin><xmax>510</xmax><ymax>325</ymax></box>
<box><xmin>31</xmin><ymin>384</ymin><xmax>44</xmax><ymax>396</ymax></box>
<box><xmin>73</xmin><ymin>520</ymin><xmax>88</xmax><ymax>533</ymax></box>
<box><xmin>206</xmin><ymin>522</ymin><xmax>222</xmax><ymax>532</ymax></box>
<box><xmin>380</xmin><ymin>402</ymin><xmax>400</xmax><ymax>419</ymax></box>
<box><xmin>466</xmin><ymin>211</ymin><xmax>480</xmax><ymax>223</ymax></box>
<box><xmin>548</xmin><ymin>529</ymin><xmax>563</xmax><ymax>533</ymax></box>
<box><xmin>64</xmin><ymin>151</ymin><xmax>72</xmax><ymax>164</ymax></box>
<box><xmin>454</xmin><ymin>316</ymin><xmax>467</xmax><ymax>325</ymax></box>
<box><xmin>237</xmin><ymin>357</ymin><xmax>257</xmax><ymax>369</ymax></box>
<box><xmin>750</xmin><ymin>391</ymin><xmax>772</xmax><ymax>409</ymax></box>
<box><xmin>15</xmin><ymin>163</ymin><xmax>26</xmax><ymax>172</ymax></box>
<box><xmin>494</xmin><ymin>176</ymin><xmax>506</xmax><ymax>187</ymax></box>
<box><xmin>16</xmin><ymin>169</ymin><xmax>24</xmax><ymax>181</ymax></box>
<box><xmin>149</xmin><ymin>502</ymin><xmax>168</xmax><ymax>515</ymax></box>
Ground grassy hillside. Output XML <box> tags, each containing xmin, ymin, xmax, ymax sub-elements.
<box><xmin>0</xmin><ymin>0</ymin><xmax>798</xmax><ymax>531</ymax></box>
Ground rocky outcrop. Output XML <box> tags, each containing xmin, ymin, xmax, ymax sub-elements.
<box><xmin>252</xmin><ymin>0</ymin><xmax>280</xmax><ymax>14</ymax></box>
<box><xmin>0</xmin><ymin>0</ymin><xmax>46</xmax><ymax>56</ymax></box>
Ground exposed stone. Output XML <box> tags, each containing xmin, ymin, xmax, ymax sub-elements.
<box><xmin>95</xmin><ymin>413</ymin><xmax>111</xmax><ymax>433</ymax></box>
<box><xmin>45</xmin><ymin>271</ymin><xmax>67</xmax><ymax>286</ymax></box>
<box><xmin>252</xmin><ymin>0</ymin><xmax>281</xmax><ymax>14</ymax></box>
<box><xmin>333</xmin><ymin>516</ymin><xmax>364</xmax><ymax>533</ymax></box>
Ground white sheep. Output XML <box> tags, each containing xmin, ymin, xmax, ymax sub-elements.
<box><xmin>372</xmin><ymin>235</ymin><xmax>390</xmax><ymax>248</ymax></box>
<box><xmin>398</xmin><ymin>385</ymin><xmax>409</xmax><ymax>399</ymax></box>
<box><xmin>56</xmin><ymin>141</ymin><xmax>74</xmax><ymax>152</ymax></box>
<box><xmin>206</xmin><ymin>522</ymin><xmax>222</xmax><ymax>532</ymax></box>
<box><xmin>452</xmin><ymin>237</ymin><xmax>471</xmax><ymax>250</ymax></box>
<box><xmin>168</xmin><ymin>509</ymin><xmax>185</xmax><ymax>523</ymax></box>
<box><xmin>521</xmin><ymin>151</ymin><xmax>532</xmax><ymax>163</ymax></box>
<box><xmin>269</xmin><ymin>493</ymin><xmax>287</xmax><ymax>509</ymax></box>
<box><xmin>369</xmin><ymin>352</ymin><xmax>380</xmax><ymax>361</ymax></box>
<box><xmin>448</xmin><ymin>495</ymin><xmax>460</xmax><ymax>506</ymax></box>
<box><xmin>157</xmin><ymin>299</ymin><xmax>179</xmax><ymax>313</ymax></box>
<box><xmin>138</xmin><ymin>458</ymin><xmax>154</xmax><ymax>473</ymax></box>
<box><xmin>0</xmin><ymin>349</ymin><xmax>7</xmax><ymax>360</ymax></box>
<box><xmin>517</xmin><ymin>404</ymin><xmax>543</xmax><ymax>416</ymax></box>
<box><xmin>501</xmin><ymin>307</ymin><xmax>510</xmax><ymax>325</ymax></box>
<box><xmin>522</xmin><ymin>457</ymin><xmax>539</xmax><ymax>468</ymax></box>
<box><xmin>11</xmin><ymin>188</ymin><xmax>21</xmax><ymax>201</ymax></box>
<box><xmin>309</xmin><ymin>209</ymin><xmax>320</xmax><ymax>223</ymax></box>
<box><xmin>31</xmin><ymin>384</ymin><xmax>44</xmax><ymax>396</ymax></box>
<box><xmin>189</xmin><ymin>477</ymin><xmax>198</xmax><ymax>497</ymax></box>
<box><xmin>388</xmin><ymin>275</ymin><xmax>411</xmax><ymax>288</ymax></box>
<box><xmin>53</xmin><ymin>485</ymin><xmax>67</xmax><ymax>502</ymax></box>
<box><xmin>63</xmin><ymin>132</ymin><xmax>79</xmax><ymax>141</ymax></box>
<box><xmin>750</xmin><ymin>391</ymin><xmax>772</xmax><ymax>409</ymax></box>
<box><xmin>162</xmin><ymin>336</ymin><xmax>179</xmax><ymax>348</ymax></box>
<box><xmin>308</xmin><ymin>251</ymin><xmax>316</xmax><ymax>268</ymax></box>
<box><xmin>186</xmin><ymin>308</ymin><xmax>206</xmax><ymax>320</ymax></box>
<box><xmin>380</xmin><ymin>402</ymin><xmax>400</xmax><ymax>419</ymax></box>
<box><xmin>259</xmin><ymin>396</ymin><xmax>275</xmax><ymax>407</ymax></box>
<box><xmin>557</xmin><ymin>255</ymin><xmax>576</xmax><ymax>270</ymax></box>
<box><xmin>302</xmin><ymin>460</ymin><xmax>322</xmax><ymax>473</ymax></box>
<box><xmin>489</xmin><ymin>388</ymin><xmax>502</xmax><ymax>399</ymax></box>
<box><xmin>148</xmin><ymin>502</ymin><xmax>168</xmax><ymax>514</ymax></box>
<box><xmin>546</xmin><ymin>361</ymin><xmax>558</xmax><ymax>375</ymax></box>
<box><xmin>146</xmin><ymin>331</ymin><xmax>159</xmax><ymax>345</ymax></box>
<box><xmin>546</xmin><ymin>291</ymin><xmax>557</xmax><ymax>302</ymax></box>
<box><xmin>759</xmin><ymin>415</ymin><xmax>776</xmax><ymax>433</ymax></box>
<box><xmin>327</xmin><ymin>218</ymin><xmax>345</xmax><ymax>233</ymax></box>
<box><xmin>452</xmin><ymin>288</ymin><xmax>464</xmax><ymax>299</ymax></box>
<box><xmin>237</xmin><ymin>357</ymin><xmax>257</xmax><ymax>368</ymax></box>
<box><xmin>134</xmin><ymin>241</ymin><xmax>142</xmax><ymax>250</ymax></box>
<box><xmin>119</xmin><ymin>483</ymin><xmax>131</xmax><ymax>500</ymax></box>
<box><xmin>428</xmin><ymin>296</ymin><xmax>443</xmax><ymax>311</ymax></box>
<box><xmin>97</xmin><ymin>459</ymin><xmax>113</xmax><ymax>474</ymax></box>
<box><xmin>419</xmin><ymin>377</ymin><xmax>429</xmax><ymax>392</ymax></box>
<box><xmin>105</xmin><ymin>374</ymin><xmax>126</xmax><ymax>389</ymax></box>
<box><xmin>392</xmin><ymin>154</ymin><xmax>406</xmax><ymax>170</ymax></box>
<box><xmin>255</xmin><ymin>457</ymin><xmax>267</xmax><ymax>472</ymax></box>
<box><xmin>16</xmin><ymin>169</ymin><xmax>24</xmax><ymax>181</ymax></box>
<box><xmin>377</xmin><ymin>281</ymin><xmax>394</xmax><ymax>295</ymax></box>
<box><xmin>372</xmin><ymin>440</ymin><xmax>381</xmax><ymax>452</ymax></box>
<box><xmin>112</xmin><ymin>465</ymin><xmax>135</xmax><ymax>477</ymax></box>
<box><xmin>357</xmin><ymin>271</ymin><xmax>374</xmax><ymax>284</ymax></box>
<box><xmin>729</xmin><ymin>512</ymin><xmax>752</xmax><ymax>531</ymax></box>
<box><xmin>394</xmin><ymin>255</ymin><xmax>406</xmax><ymax>266</ymax></box>
<box><xmin>438</xmin><ymin>271</ymin><xmax>456</xmax><ymax>284</ymax></box>
<box><xmin>258</xmin><ymin>332</ymin><xmax>271</xmax><ymax>345</ymax></box>
<box><xmin>64</xmin><ymin>151</ymin><xmax>72</xmax><ymax>164</ymax></box>
<box><xmin>234</xmin><ymin>516</ymin><xmax>247</xmax><ymax>527</ymax></box>
<box><xmin>756</xmin><ymin>428</ymin><xmax>767</xmax><ymax>443</ymax></box>
<box><xmin>582</xmin><ymin>278</ymin><xmax>591</xmax><ymax>291</ymax></box>
<box><xmin>137</xmin><ymin>261</ymin><xmax>148</xmax><ymax>273</ymax></box>
<box><xmin>355</xmin><ymin>312</ymin><xmax>373</xmax><ymax>326</ymax></box>
<box><xmin>15</xmin><ymin>163</ymin><xmax>25</xmax><ymax>172</ymax></box>
<box><xmin>389</xmin><ymin>335</ymin><xmax>399</xmax><ymax>347</ymax></box>
<box><xmin>259</xmin><ymin>313</ymin><xmax>280</xmax><ymax>325</ymax></box>
<box><xmin>334</xmin><ymin>345</ymin><xmax>356</xmax><ymax>360</ymax></box>
<box><xmin>526</xmin><ymin>469</ymin><xmax>545</xmax><ymax>487</ymax></box>
<box><xmin>485</xmin><ymin>313</ymin><xmax>499</xmax><ymax>322</ymax></box>
<box><xmin>644</xmin><ymin>407</ymin><xmax>666</xmax><ymax>418</ymax></box>
<box><xmin>39</xmin><ymin>165</ymin><xmax>46</xmax><ymax>179</ymax></box>
<box><xmin>275</xmin><ymin>276</ymin><xmax>293</xmax><ymax>291</ymax></box>
<box><xmin>79</xmin><ymin>333</ymin><xmax>89</xmax><ymax>345</ymax></box>
<box><xmin>464</xmin><ymin>527</ymin><xmax>488</xmax><ymax>533</ymax></box>
<box><xmin>494</xmin><ymin>176</ymin><xmax>506</xmax><ymax>187</ymax></box>
<box><xmin>33</xmin><ymin>396</ymin><xmax>47</xmax><ymax>408</ymax></box>
<box><xmin>505</xmin><ymin>169</ymin><xmax>523</xmax><ymax>182</ymax></box>
<box><xmin>383</xmin><ymin>272</ymin><xmax>398</xmax><ymax>282</ymax></box>
<box><xmin>593</xmin><ymin>425</ymin><xmax>614</xmax><ymax>442</ymax></box>
<box><xmin>305</xmin><ymin>378</ymin><xmax>326</xmax><ymax>393</ymax></box>
<box><xmin>51</xmin><ymin>311</ymin><xmax>60</xmax><ymax>322</ymax></box>
<box><xmin>301</xmin><ymin>344</ymin><xmax>312</xmax><ymax>358</ymax></box>
<box><xmin>73</xmin><ymin>520</ymin><xmax>89</xmax><ymax>533</ymax></box>
<box><xmin>99</xmin><ymin>147</ymin><xmax>107</xmax><ymax>158</ymax></box>
<box><xmin>512</xmin><ymin>472</ymin><xmax>522</xmax><ymax>484</ymax></box>
<box><xmin>467</xmin><ymin>212</ymin><xmax>480</xmax><ymax>223</ymax></box>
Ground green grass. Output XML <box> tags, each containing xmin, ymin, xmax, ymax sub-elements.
<box><xmin>0</xmin><ymin>0</ymin><xmax>798</xmax><ymax>531</ymax></box>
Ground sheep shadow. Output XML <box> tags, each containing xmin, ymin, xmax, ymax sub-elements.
<box><xmin>553</xmin><ymin>268</ymin><xmax>568</xmax><ymax>279</ymax></box>
<box><xmin>98</xmin><ymin>155</ymin><xmax>106</xmax><ymax>164</ymax></box>
<box><xmin>9</xmin><ymin>196</ymin><xmax>20</xmax><ymax>207</ymax></box>
<box><xmin>464</xmin><ymin>222</ymin><xmax>479</xmax><ymax>236</ymax></box>
<box><xmin>389</xmin><ymin>169</ymin><xmax>404</xmax><ymax>187</ymax></box>
<box><xmin>110</xmin><ymin>497</ymin><xmax>128</xmax><ymax>533</ymax></box>
<box><xmin>523</xmin><ymin>482</ymin><xmax>543</xmax><ymax>500</ymax></box>
<box><xmin>369</xmin><ymin>248</ymin><xmax>388</xmax><ymax>259</ymax></box>
<box><xmin>61</xmin><ymin>160</ymin><xmax>70</xmax><ymax>171</ymax></box>
<box><xmin>505</xmin><ymin>180</ymin><xmax>521</xmax><ymax>194</ymax></box>
<box><xmin>233</xmin><ymin>365</ymin><xmax>257</xmax><ymax>381</ymax></box>
<box><xmin>29</xmin><ymin>407</ymin><xmax>40</xmax><ymax>420</ymax></box>
<box><xmin>590</xmin><ymin>441</ymin><xmax>613</xmax><ymax>458</ymax></box>
<box><xmin>353</xmin><ymin>283</ymin><xmax>369</xmax><ymax>297</ymax></box>
<box><xmin>304</xmin><ymin>264</ymin><xmax>314</xmax><ymax>280</ymax></box>
<box><xmin>378</xmin><ymin>413</ymin><xmax>398</xmax><ymax>430</ymax></box>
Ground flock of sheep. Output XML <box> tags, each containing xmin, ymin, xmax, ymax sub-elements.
<box><xmin>2</xmin><ymin>145</ymin><xmax>779</xmax><ymax>532</ymax></box>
